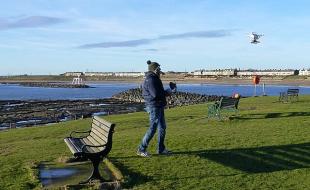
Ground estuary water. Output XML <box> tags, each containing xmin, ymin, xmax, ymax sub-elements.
<box><xmin>0</xmin><ymin>83</ymin><xmax>310</xmax><ymax>100</ymax></box>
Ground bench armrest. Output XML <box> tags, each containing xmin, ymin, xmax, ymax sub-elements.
<box><xmin>70</xmin><ymin>130</ymin><xmax>91</xmax><ymax>138</ymax></box>
<box><xmin>81</xmin><ymin>144</ymin><xmax>107</xmax><ymax>152</ymax></box>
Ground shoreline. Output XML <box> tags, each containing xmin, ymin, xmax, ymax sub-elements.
<box><xmin>1</xmin><ymin>77</ymin><xmax>310</xmax><ymax>86</ymax></box>
<box><xmin>0</xmin><ymin>90</ymin><xmax>218</xmax><ymax>130</ymax></box>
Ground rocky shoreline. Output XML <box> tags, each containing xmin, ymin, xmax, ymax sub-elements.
<box><xmin>112</xmin><ymin>88</ymin><xmax>220</xmax><ymax>107</ymax></box>
<box><xmin>0</xmin><ymin>88</ymin><xmax>221</xmax><ymax>130</ymax></box>
<box><xmin>0</xmin><ymin>98</ymin><xmax>144</xmax><ymax>130</ymax></box>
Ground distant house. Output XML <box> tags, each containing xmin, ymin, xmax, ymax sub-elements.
<box><xmin>114</xmin><ymin>72</ymin><xmax>145</xmax><ymax>77</ymax></box>
<box><xmin>62</xmin><ymin>72</ymin><xmax>84</xmax><ymax>77</ymax></box>
<box><xmin>299</xmin><ymin>69</ymin><xmax>310</xmax><ymax>76</ymax></box>
<box><xmin>84</xmin><ymin>72</ymin><xmax>145</xmax><ymax>77</ymax></box>
<box><xmin>84</xmin><ymin>72</ymin><xmax>114</xmax><ymax>77</ymax></box>
<box><xmin>237</xmin><ymin>69</ymin><xmax>296</xmax><ymax>76</ymax></box>
<box><xmin>193</xmin><ymin>69</ymin><xmax>236</xmax><ymax>76</ymax></box>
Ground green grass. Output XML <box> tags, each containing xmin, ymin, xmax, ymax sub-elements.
<box><xmin>0</xmin><ymin>96</ymin><xmax>310</xmax><ymax>189</ymax></box>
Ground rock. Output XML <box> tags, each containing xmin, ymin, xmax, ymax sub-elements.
<box><xmin>0</xmin><ymin>99</ymin><xmax>144</xmax><ymax>129</ymax></box>
<box><xmin>112</xmin><ymin>88</ymin><xmax>220</xmax><ymax>107</ymax></box>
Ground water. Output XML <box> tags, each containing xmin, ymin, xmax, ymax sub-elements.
<box><xmin>0</xmin><ymin>83</ymin><xmax>138</xmax><ymax>100</ymax></box>
<box><xmin>0</xmin><ymin>83</ymin><xmax>309</xmax><ymax>100</ymax></box>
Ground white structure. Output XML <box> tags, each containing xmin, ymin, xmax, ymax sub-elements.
<box><xmin>84</xmin><ymin>72</ymin><xmax>114</xmax><ymax>77</ymax></box>
<box><xmin>63</xmin><ymin>72</ymin><xmax>84</xmax><ymax>77</ymax></box>
<box><xmin>299</xmin><ymin>69</ymin><xmax>310</xmax><ymax>76</ymax></box>
<box><xmin>193</xmin><ymin>69</ymin><xmax>236</xmax><ymax>76</ymax></box>
<box><xmin>72</xmin><ymin>75</ymin><xmax>84</xmax><ymax>85</ymax></box>
<box><xmin>114</xmin><ymin>72</ymin><xmax>145</xmax><ymax>77</ymax></box>
<box><xmin>84</xmin><ymin>72</ymin><xmax>144</xmax><ymax>77</ymax></box>
<box><xmin>237</xmin><ymin>70</ymin><xmax>295</xmax><ymax>76</ymax></box>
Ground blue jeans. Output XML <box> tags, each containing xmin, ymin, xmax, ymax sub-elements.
<box><xmin>138</xmin><ymin>106</ymin><xmax>166</xmax><ymax>153</ymax></box>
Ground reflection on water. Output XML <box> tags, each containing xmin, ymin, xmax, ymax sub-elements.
<box><xmin>39</xmin><ymin>162</ymin><xmax>112</xmax><ymax>188</ymax></box>
<box><xmin>39</xmin><ymin>163</ymin><xmax>91</xmax><ymax>187</ymax></box>
<box><xmin>92</xmin><ymin>111</ymin><xmax>107</xmax><ymax>116</ymax></box>
<box><xmin>40</xmin><ymin>168</ymin><xmax>78</xmax><ymax>185</ymax></box>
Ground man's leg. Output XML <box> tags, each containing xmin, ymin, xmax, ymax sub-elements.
<box><xmin>157</xmin><ymin>107</ymin><xmax>167</xmax><ymax>153</ymax></box>
<box><xmin>138</xmin><ymin>106</ymin><xmax>158</xmax><ymax>152</ymax></box>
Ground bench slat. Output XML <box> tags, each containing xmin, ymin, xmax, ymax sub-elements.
<box><xmin>92</xmin><ymin>121</ymin><xmax>110</xmax><ymax>134</ymax></box>
<box><xmin>93</xmin><ymin>116</ymin><xmax>113</xmax><ymax>128</ymax></box>
<box><xmin>89</xmin><ymin>131</ymin><xmax>107</xmax><ymax>145</ymax></box>
<box><xmin>91</xmin><ymin>124</ymin><xmax>109</xmax><ymax>139</ymax></box>
<box><xmin>87</xmin><ymin>135</ymin><xmax>102</xmax><ymax>146</ymax></box>
<box><xmin>93</xmin><ymin>117</ymin><xmax>112</xmax><ymax>130</ymax></box>
<box><xmin>64</xmin><ymin>138</ymin><xmax>79</xmax><ymax>154</ymax></box>
<box><xmin>220</xmin><ymin>98</ymin><xmax>238</xmax><ymax>108</ymax></box>
<box><xmin>91</xmin><ymin>127</ymin><xmax>108</xmax><ymax>142</ymax></box>
<box><xmin>82</xmin><ymin>138</ymin><xmax>104</xmax><ymax>152</ymax></box>
<box><xmin>81</xmin><ymin>138</ymin><xmax>102</xmax><ymax>153</ymax></box>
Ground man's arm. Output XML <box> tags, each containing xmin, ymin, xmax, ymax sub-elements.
<box><xmin>148</xmin><ymin>77</ymin><xmax>165</xmax><ymax>99</ymax></box>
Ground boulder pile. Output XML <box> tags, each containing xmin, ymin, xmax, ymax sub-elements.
<box><xmin>112</xmin><ymin>88</ymin><xmax>220</xmax><ymax>107</ymax></box>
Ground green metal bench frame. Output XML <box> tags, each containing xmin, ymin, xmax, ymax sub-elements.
<box><xmin>64</xmin><ymin>116</ymin><xmax>115</xmax><ymax>184</ymax></box>
<box><xmin>279</xmin><ymin>88</ymin><xmax>299</xmax><ymax>102</ymax></box>
<box><xmin>208</xmin><ymin>97</ymin><xmax>240</xmax><ymax>120</ymax></box>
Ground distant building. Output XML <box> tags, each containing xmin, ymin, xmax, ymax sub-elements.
<box><xmin>84</xmin><ymin>72</ymin><xmax>145</xmax><ymax>77</ymax></box>
<box><xmin>299</xmin><ymin>69</ymin><xmax>310</xmax><ymax>76</ymax></box>
<box><xmin>237</xmin><ymin>69</ymin><xmax>296</xmax><ymax>76</ymax></box>
<box><xmin>193</xmin><ymin>69</ymin><xmax>236</xmax><ymax>76</ymax></box>
<box><xmin>84</xmin><ymin>72</ymin><xmax>114</xmax><ymax>77</ymax></box>
<box><xmin>114</xmin><ymin>72</ymin><xmax>145</xmax><ymax>77</ymax></box>
<box><xmin>62</xmin><ymin>72</ymin><xmax>84</xmax><ymax>77</ymax></box>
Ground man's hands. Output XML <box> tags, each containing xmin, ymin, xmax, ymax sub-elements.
<box><xmin>169</xmin><ymin>82</ymin><xmax>177</xmax><ymax>93</ymax></box>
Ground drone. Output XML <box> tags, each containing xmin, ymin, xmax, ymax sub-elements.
<box><xmin>249</xmin><ymin>32</ymin><xmax>263</xmax><ymax>44</ymax></box>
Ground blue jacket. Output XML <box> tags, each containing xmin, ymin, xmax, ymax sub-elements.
<box><xmin>142</xmin><ymin>71</ymin><xmax>167</xmax><ymax>107</ymax></box>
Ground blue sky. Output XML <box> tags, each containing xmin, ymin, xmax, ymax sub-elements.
<box><xmin>1</xmin><ymin>0</ymin><xmax>309</xmax><ymax>75</ymax></box>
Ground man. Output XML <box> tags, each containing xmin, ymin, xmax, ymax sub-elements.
<box><xmin>137</xmin><ymin>60</ymin><xmax>174</xmax><ymax>157</ymax></box>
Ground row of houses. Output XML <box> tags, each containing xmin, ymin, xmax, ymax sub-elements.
<box><xmin>62</xmin><ymin>69</ymin><xmax>310</xmax><ymax>78</ymax></box>
<box><xmin>62</xmin><ymin>72</ymin><xmax>145</xmax><ymax>77</ymax></box>
<box><xmin>192</xmin><ymin>69</ymin><xmax>310</xmax><ymax>76</ymax></box>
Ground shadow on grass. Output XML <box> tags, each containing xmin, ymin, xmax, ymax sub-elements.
<box><xmin>109</xmin><ymin>159</ymin><xmax>152</xmax><ymax>189</ymax></box>
<box><xmin>232</xmin><ymin>111</ymin><xmax>310</xmax><ymax>120</ymax></box>
<box><xmin>173</xmin><ymin>142</ymin><xmax>310</xmax><ymax>173</ymax></box>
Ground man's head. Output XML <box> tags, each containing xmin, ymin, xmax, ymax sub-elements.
<box><xmin>147</xmin><ymin>60</ymin><xmax>163</xmax><ymax>76</ymax></box>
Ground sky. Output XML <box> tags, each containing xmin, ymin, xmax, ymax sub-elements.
<box><xmin>0</xmin><ymin>0</ymin><xmax>310</xmax><ymax>75</ymax></box>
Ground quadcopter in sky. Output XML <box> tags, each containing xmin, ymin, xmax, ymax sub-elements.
<box><xmin>249</xmin><ymin>32</ymin><xmax>263</xmax><ymax>44</ymax></box>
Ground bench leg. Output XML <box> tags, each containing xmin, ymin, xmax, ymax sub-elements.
<box><xmin>79</xmin><ymin>156</ymin><xmax>104</xmax><ymax>184</ymax></box>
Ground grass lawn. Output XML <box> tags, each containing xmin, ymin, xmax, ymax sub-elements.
<box><xmin>0</xmin><ymin>96</ymin><xmax>310</xmax><ymax>189</ymax></box>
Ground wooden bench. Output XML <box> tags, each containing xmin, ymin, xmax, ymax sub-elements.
<box><xmin>279</xmin><ymin>88</ymin><xmax>299</xmax><ymax>102</ymax></box>
<box><xmin>208</xmin><ymin>96</ymin><xmax>240</xmax><ymax>120</ymax></box>
<box><xmin>64</xmin><ymin>116</ymin><xmax>116</xmax><ymax>183</ymax></box>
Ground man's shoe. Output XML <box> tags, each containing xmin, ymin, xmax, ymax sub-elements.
<box><xmin>137</xmin><ymin>150</ymin><xmax>151</xmax><ymax>157</ymax></box>
<box><xmin>158</xmin><ymin>149</ymin><xmax>172</xmax><ymax>155</ymax></box>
